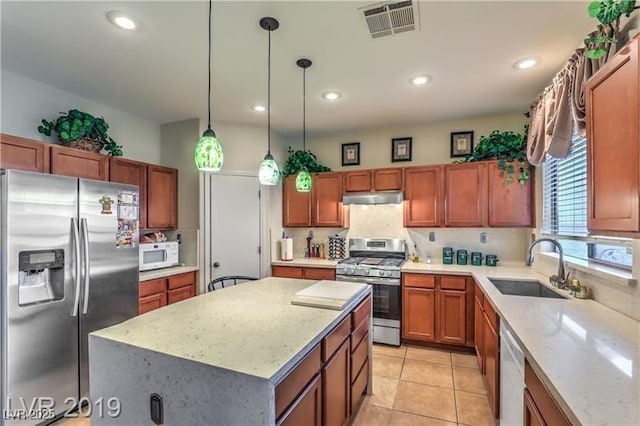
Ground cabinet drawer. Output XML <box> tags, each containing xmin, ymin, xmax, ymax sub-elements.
<box><xmin>302</xmin><ymin>267</ymin><xmax>335</xmax><ymax>281</ymax></box>
<box><xmin>440</xmin><ymin>275</ymin><xmax>466</xmax><ymax>291</ymax></box>
<box><xmin>525</xmin><ymin>361</ymin><xmax>571</xmax><ymax>426</ymax></box>
<box><xmin>483</xmin><ymin>297</ymin><xmax>498</xmax><ymax>331</ymax></box>
<box><xmin>277</xmin><ymin>373</ymin><xmax>321</xmax><ymax>426</ymax></box>
<box><xmin>350</xmin><ymin>358</ymin><xmax>369</xmax><ymax>415</ymax></box>
<box><xmin>275</xmin><ymin>344</ymin><xmax>322</xmax><ymax>419</ymax></box>
<box><xmin>167</xmin><ymin>286</ymin><xmax>194</xmax><ymax>305</ymax></box>
<box><xmin>322</xmin><ymin>316</ymin><xmax>351</xmax><ymax>362</ymax></box>
<box><xmin>138</xmin><ymin>293</ymin><xmax>166</xmax><ymax>314</ymax></box>
<box><xmin>351</xmin><ymin>315</ymin><xmax>369</xmax><ymax>350</ymax></box>
<box><xmin>402</xmin><ymin>273</ymin><xmax>435</xmax><ymax>289</ymax></box>
<box><xmin>139</xmin><ymin>278</ymin><xmax>166</xmax><ymax>297</ymax></box>
<box><xmin>474</xmin><ymin>281</ymin><xmax>485</xmax><ymax>307</ymax></box>
<box><xmin>351</xmin><ymin>335</ymin><xmax>368</xmax><ymax>383</ymax></box>
<box><xmin>351</xmin><ymin>296</ymin><xmax>371</xmax><ymax>330</ymax></box>
<box><xmin>168</xmin><ymin>271</ymin><xmax>196</xmax><ymax>290</ymax></box>
<box><xmin>272</xmin><ymin>266</ymin><xmax>304</xmax><ymax>279</ymax></box>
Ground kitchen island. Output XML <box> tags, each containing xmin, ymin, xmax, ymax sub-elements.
<box><xmin>89</xmin><ymin>277</ymin><xmax>372</xmax><ymax>425</ymax></box>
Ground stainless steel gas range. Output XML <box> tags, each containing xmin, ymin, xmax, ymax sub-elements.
<box><xmin>335</xmin><ymin>238</ymin><xmax>405</xmax><ymax>346</ymax></box>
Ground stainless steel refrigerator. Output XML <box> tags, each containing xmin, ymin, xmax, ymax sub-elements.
<box><xmin>0</xmin><ymin>169</ymin><xmax>139</xmax><ymax>425</ymax></box>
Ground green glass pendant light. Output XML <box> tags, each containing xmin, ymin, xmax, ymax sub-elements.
<box><xmin>195</xmin><ymin>0</ymin><xmax>223</xmax><ymax>172</ymax></box>
<box><xmin>258</xmin><ymin>17</ymin><xmax>280</xmax><ymax>186</ymax></box>
<box><xmin>295</xmin><ymin>58</ymin><xmax>312</xmax><ymax>192</ymax></box>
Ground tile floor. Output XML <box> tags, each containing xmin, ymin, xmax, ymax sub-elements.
<box><xmin>352</xmin><ymin>344</ymin><xmax>496</xmax><ymax>426</ymax></box>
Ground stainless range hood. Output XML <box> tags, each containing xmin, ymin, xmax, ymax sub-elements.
<box><xmin>342</xmin><ymin>191</ymin><xmax>404</xmax><ymax>205</ymax></box>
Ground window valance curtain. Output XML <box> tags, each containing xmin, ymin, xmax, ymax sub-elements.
<box><xmin>527</xmin><ymin>21</ymin><xmax>621</xmax><ymax>166</ymax></box>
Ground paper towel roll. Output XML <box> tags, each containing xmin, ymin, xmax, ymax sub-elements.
<box><xmin>281</xmin><ymin>238</ymin><xmax>293</xmax><ymax>261</ymax></box>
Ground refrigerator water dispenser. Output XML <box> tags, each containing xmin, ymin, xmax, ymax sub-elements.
<box><xmin>18</xmin><ymin>249</ymin><xmax>64</xmax><ymax>306</ymax></box>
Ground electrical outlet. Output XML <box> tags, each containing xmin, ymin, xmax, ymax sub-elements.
<box><xmin>429</xmin><ymin>232</ymin><xmax>435</xmax><ymax>242</ymax></box>
<box><xmin>480</xmin><ymin>232</ymin><xmax>488</xmax><ymax>244</ymax></box>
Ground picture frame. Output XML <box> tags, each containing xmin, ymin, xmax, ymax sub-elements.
<box><xmin>391</xmin><ymin>137</ymin><xmax>412</xmax><ymax>162</ymax></box>
<box><xmin>450</xmin><ymin>131</ymin><xmax>474</xmax><ymax>157</ymax></box>
<box><xmin>341</xmin><ymin>142</ymin><xmax>360</xmax><ymax>166</ymax></box>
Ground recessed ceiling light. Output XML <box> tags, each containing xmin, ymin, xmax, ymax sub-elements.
<box><xmin>252</xmin><ymin>105</ymin><xmax>266</xmax><ymax>112</ymax></box>
<box><xmin>107</xmin><ymin>11</ymin><xmax>137</xmax><ymax>30</ymax></box>
<box><xmin>322</xmin><ymin>91</ymin><xmax>342</xmax><ymax>101</ymax></box>
<box><xmin>410</xmin><ymin>75</ymin><xmax>430</xmax><ymax>86</ymax></box>
<box><xmin>513</xmin><ymin>57</ymin><xmax>538</xmax><ymax>70</ymax></box>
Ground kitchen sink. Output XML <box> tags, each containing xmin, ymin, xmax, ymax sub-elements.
<box><xmin>487</xmin><ymin>278</ymin><xmax>567</xmax><ymax>299</ymax></box>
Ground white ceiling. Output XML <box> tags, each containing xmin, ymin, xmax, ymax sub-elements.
<box><xmin>1</xmin><ymin>1</ymin><xmax>595</xmax><ymax>136</ymax></box>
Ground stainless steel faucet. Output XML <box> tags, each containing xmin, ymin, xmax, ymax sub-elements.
<box><xmin>526</xmin><ymin>238</ymin><xmax>567</xmax><ymax>285</ymax></box>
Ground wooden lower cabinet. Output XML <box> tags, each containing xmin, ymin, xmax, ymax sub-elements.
<box><xmin>402</xmin><ymin>287</ymin><xmax>436</xmax><ymax>341</ymax></box>
<box><xmin>272</xmin><ymin>265</ymin><xmax>335</xmax><ymax>281</ymax></box>
<box><xmin>402</xmin><ymin>274</ymin><xmax>472</xmax><ymax>347</ymax></box>
<box><xmin>524</xmin><ymin>389</ymin><xmax>545</xmax><ymax>426</ymax></box>
<box><xmin>276</xmin><ymin>295</ymin><xmax>371</xmax><ymax>425</ymax></box>
<box><xmin>474</xmin><ymin>281</ymin><xmax>500</xmax><ymax>418</ymax></box>
<box><xmin>138</xmin><ymin>271</ymin><xmax>197</xmax><ymax>314</ymax></box>
<box><xmin>524</xmin><ymin>360</ymin><xmax>571</xmax><ymax>426</ymax></box>
<box><xmin>322</xmin><ymin>338</ymin><xmax>350</xmax><ymax>426</ymax></box>
<box><xmin>278</xmin><ymin>374</ymin><xmax>322</xmax><ymax>426</ymax></box>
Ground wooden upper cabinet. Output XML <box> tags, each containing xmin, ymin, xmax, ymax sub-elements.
<box><xmin>445</xmin><ymin>163</ymin><xmax>487</xmax><ymax>227</ymax></box>
<box><xmin>0</xmin><ymin>134</ymin><xmax>50</xmax><ymax>173</ymax></box>
<box><xmin>344</xmin><ymin>171</ymin><xmax>372</xmax><ymax>192</ymax></box>
<box><xmin>147</xmin><ymin>164</ymin><xmax>178</xmax><ymax>230</ymax></box>
<box><xmin>487</xmin><ymin>161</ymin><xmax>534</xmax><ymax>227</ymax></box>
<box><xmin>50</xmin><ymin>145</ymin><xmax>109</xmax><ymax>181</ymax></box>
<box><xmin>404</xmin><ymin>166</ymin><xmax>443</xmax><ymax>227</ymax></box>
<box><xmin>373</xmin><ymin>168</ymin><xmax>403</xmax><ymax>191</ymax></box>
<box><xmin>312</xmin><ymin>172</ymin><xmax>347</xmax><ymax>227</ymax></box>
<box><xmin>586</xmin><ymin>36</ymin><xmax>640</xmax><ymax>233</ymax></box>
<box><xmin>109</xmin><ymin>158</ymin><xmax>148</xmax><ymax>229</ymax></box>
<box><xmin>283</xmin><ymin>175</ymin><xmax>312</xmax><ymax>227</ymax></box>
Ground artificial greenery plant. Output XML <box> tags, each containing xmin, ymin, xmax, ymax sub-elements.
<box><xmin>460</xmin><ymin>129</ymin><xmax>532</xmax><ymax>185</ymax></box>
<box><xmin>281</xmin><ymin>147</ymin><xmax>331</xmax><ymax>176</ymax></box>
<box><xmin>38</xmin><ymin>109</ymin><xmax>123</xmax><ymax>156</ymax></box>
<box><xmin>587</xmin><ymin>0</ymin><xmax>638</xmax><ymax>59</ymax></box>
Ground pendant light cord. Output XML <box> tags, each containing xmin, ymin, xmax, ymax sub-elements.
<box><xmin>303</xmin><ymin>66</ymin><xmax>306</xmax><ymax>151</ymax></box>
<box><xmin>207</xmin><ymin>0</ymin><xmax>212</xmax><ymax>130</ymax></box>
<box><xmin>267</xmin><ymin>27</ymin><xmax>272</xmax><ymax>155</ymax></box>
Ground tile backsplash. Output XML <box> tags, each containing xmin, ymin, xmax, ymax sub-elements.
<box><xmin>282</xmin><ymin>204</ymin><xmax>531</xmax><ymax>262</ymax></box>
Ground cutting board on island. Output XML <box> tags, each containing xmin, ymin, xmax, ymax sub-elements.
<box><xmin>291</xmin><ymin>280</ymin><xmax>369</xmax><ymax>310</ymax></box>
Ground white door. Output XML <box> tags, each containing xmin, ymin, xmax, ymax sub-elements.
<box><xmin>207</xmin><ymin>174</ymin><xmax>261</xmax><ymax>284</ymax></box>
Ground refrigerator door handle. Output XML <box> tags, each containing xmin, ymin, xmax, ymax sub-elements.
<box><xmin>81</xmin><ymin>218</ymin><xmax>90</xmax><ymax>315</ymax></box>
<box><xmin>71</xmin><ymin>217</ymin><xmax>82</xmax><ymax>317</ymax></box>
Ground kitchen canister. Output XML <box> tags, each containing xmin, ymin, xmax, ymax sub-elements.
<box><xmin>456</xmin><ymin>249</ymin><xmax>468</xmax><ymax>265</ymax></box>
<box><xmin>471</xmin><ymin>252</ymin><xmax>482</xmax><ymax>266</ymax></box>
<box><xmin>486</xmin><ymin>254</ymin><xmax>499</xmax><ymax>267</ymax></box>
<box><xmin>442</xmin><ymin>247</ymin><xmax>454</xmax><ymax>265</ymax></box>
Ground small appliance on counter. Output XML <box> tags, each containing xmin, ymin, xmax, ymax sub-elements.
<box><xmin>281</xmin><ymin>237</ymin><xmax>293</xmax><ymax>261</ymax></box>
<box><xmin>139</xmin><ymin>241</ymin><xmax>179</xmax><ymax>271</ymax></box>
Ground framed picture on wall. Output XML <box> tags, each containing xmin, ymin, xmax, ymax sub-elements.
<box><xmin>391</xmin><ymin>137</ymin><xmax>412</xmax><ymax>162</ymax></box>
<box><xmin>342</xmin><ymin>142</ymin><xmax>360</xmax><ymax>166</ymax></box>
<box><xmin>450</xmin><ymin>131</ymin><xmax>474</xmax><ymax>157</ymax></box>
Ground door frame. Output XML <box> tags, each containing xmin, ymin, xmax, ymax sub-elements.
<box><xmin>199</xmin><ymin>170</ymin><xmax>266</xmax><ymax>294</ymax></box>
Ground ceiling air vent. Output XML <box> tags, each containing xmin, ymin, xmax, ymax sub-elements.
<box><xmin>360</xmin><ymin>0</ymin><xmax>419</xmax><ymax>39</ymax></box>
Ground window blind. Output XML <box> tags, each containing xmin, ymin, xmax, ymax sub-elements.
<box><xmin>542</xmin><ymin>132</ymin><xmax>588</xmax><ymax>237</ymax></box>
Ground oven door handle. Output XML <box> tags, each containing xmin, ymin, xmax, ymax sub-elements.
<box><xmin>335</xmin><ymin>275</ymin><xmax>401</xmax><ymax>286</ymax></box>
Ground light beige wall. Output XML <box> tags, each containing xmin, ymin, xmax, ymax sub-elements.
<box><xmin>1</xmin><ymin>70</ymin><xmax>162</xmax><ymax>164</ymax></box>
<box><xmin>305</xmin><ymin>112</ymin><xmax>527</xmax><ymax>170</ymax></box>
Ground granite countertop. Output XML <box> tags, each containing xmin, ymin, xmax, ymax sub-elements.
<box><xmin>91</xmin><ymin>277</ymin><xmax>370</xmax><ymax>384</ymax></box>
<box><xmin>404</xmin><ymin>262</ymin><xmax>640</xmax><ymax>426</ymax></box>
<box><xmin>271</xmin><ymin>258</ymin><xmax>339</xmax><ymax>268</ymax></box>
<box><xmin>139</xmin><ymin>265</ymin><xmax>200</xmax><ymax>281</ymax></box>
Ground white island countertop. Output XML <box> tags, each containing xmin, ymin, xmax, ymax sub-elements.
<box><xmin>404</xmin><ymin>262</ymin><xmax>640</xmax><ymax>426</ymax></box>
<box><xmin>92</xmin><ymin>277</ymin><xmax>368</xmax><ymax>383</ymax></box>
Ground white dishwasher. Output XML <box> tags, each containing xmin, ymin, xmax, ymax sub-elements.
<box><xmin>500</xmin><ymin>321</ymin><xmax>525</xmax><ymax>425</ymax></box>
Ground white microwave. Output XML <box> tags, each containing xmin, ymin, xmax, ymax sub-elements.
<box><xmin>139</xmin><ymin>242</ymin><xmax>179</xmax><ymax>271</ymax></box>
